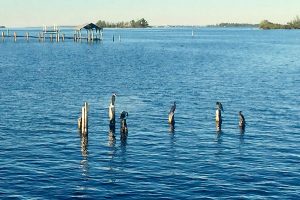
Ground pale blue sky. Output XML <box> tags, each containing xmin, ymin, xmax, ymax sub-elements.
<box><xmin>0</xmin><ymin>0</ymin><xmax>299</xmax><ymax>27</ymax></box>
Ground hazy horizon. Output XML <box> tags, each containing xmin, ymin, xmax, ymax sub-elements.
<box><xmin>1</xmin><ymin>0</ymin><xmax>300</xmax><ymax>28</ymax></box>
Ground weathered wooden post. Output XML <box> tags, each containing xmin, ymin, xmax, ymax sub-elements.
<box><xmin>62</xmin><ymin>33</ymin><xmax>65</xmax><ymax>42</ymax></box>
<box><xmin>25</xmin><ymin>32</ymin><xmax>29</xmax><ymax>41</ymax></box>
<box><xmin>79</xmin><ymin>102</ymin><xmax>88</xmax><ymax>135</ymax></box>
<box><xmin>78</xmin><ymin>102</ymin><xmax>88</xmax><ymax>134</ymax></box>
<box><xmin>168</xmin><ymin>102</ymin><xmax>176</xmax><ymax>125</ymax></box>
<box><xmin>109</xmin><ymin>94</ymin><xmax>116</xmax><ymax>129</ymax></box>
<box><xmin>13</xmin><ymin>32</ymin><xmax>17</xmax><ymax>42</ymax></box>
<box><xmin>215</xmin><ymin>102</ymin><xmax>223</xmax><ymax>131</ymax></box>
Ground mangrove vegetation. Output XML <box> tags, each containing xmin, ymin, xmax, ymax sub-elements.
<box><xmin>207</xmin><ymin>23</ymin><xmax>258</xmax><ymax>28</ymax></box>
<box><xmin>259</xmin><ymin>16</ymin><xmax>300</xmax><ymax>29</ymax></box>
<box><xmin>96</xmin><ymin>18</ymin><xmax>149</xmax><ymax>28</ymax></box>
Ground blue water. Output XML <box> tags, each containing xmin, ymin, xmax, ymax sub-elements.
<box><xmin>0</xmin><ymin>28</ymin><xmax>299</xmax><ymax>199</ymax></box>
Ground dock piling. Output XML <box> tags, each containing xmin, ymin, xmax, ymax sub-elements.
<box><xmin>79</xmin><ymin>102</ymin><xmax>88</xmax><ymax>135</ymax></box>
<box><xmin>25</xmin><ymin>32</ymin><xmax>29</xmax><ymax>41</ymax></box>
<box><xmin>13</xmin><ymin>32</ymin><xmax>17</xmax><ymax>42</ymax></box>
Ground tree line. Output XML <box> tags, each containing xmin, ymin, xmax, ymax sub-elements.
<box><xmin>96</xmin><ymin>18</ymin><xmax>149</xmax><ymax>28</ymax></box>
<box><xmin>207</xmin><ymin>23</ymin><xmax>258</xmax><ymax>28</ymax></box>
<box><xmin>259</xmin><ymin>16</ymin><xmax>300</xmax><ymax>29</ymax></box>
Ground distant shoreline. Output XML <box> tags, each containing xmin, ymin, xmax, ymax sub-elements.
<box><xmin>207</xmin><ymin>23</ymin><xmax>259</xmax><ymax>28</ymax></box>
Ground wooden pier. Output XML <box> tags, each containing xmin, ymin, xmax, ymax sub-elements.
<box><xmin>0</xmin><ymin>23</ymin><xmax>103</xmax><ymax>43</ymax></box>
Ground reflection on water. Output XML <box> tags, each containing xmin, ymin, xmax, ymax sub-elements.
<box><xmin>169</xmin><ymin>124</ymin><xmax>175</xmax><ymax>134</ymax></box>
<box><xmin>120</xmin><ymin>133</ymin><xmax>127</xmax><ymax>150</ymax></box>
<box><xmin>239</xmin><ymin>126</ymin><xmax>246</xmax><ymax>135</ymax></box>
<box><xmin>79</xmin><ymin>132</ymin><xmax>89</xmax><ymax>179</ymax></box>
<box><xmin>108</xmin><ymin>128</ymin><xmax>116</xmax><ymax>147</ymax></box>
<box><xmin>0</xmin><ymin>27</ymin><xmax>298</xmax><ymax>199</ymax></box>
<box><xmin>239</xmin><ymin>129</ymin><xmax>245</xmax><ymax>145</ymax></box>
<box><xmin>215</xmin><ymin>131</ymin><xmax>223</xmax><ymax>144</ymax></box>
<box><xmin>215</xmin><ymin>122</ymin><xmax>222</xmax><ymax>132</ymax></box>
<box><xmin>80</xmin><ymin>133</ymin><xmax>88</xmax><ymax>157</ymax></box>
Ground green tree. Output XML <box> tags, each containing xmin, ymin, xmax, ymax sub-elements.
<box><xmin>96</xmin><ymin>18</ymin><xmax>149</xmax><ymax>28</ymax></box>
<box><xmin>288</xmin><ymin>16</ymin><xmax>300</xmax><ymax>29</ymax></box>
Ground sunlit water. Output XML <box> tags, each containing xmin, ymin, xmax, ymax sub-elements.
<box><xmin>0</xmin><ymin>28</ymin><xmax>299</xmax><ymax>199</ymax></box>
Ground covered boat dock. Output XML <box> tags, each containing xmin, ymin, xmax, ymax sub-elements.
<box><xmin>74</xmin><ymin>23</ymin><xmax>103</xmax><ymax>42</ymax></box>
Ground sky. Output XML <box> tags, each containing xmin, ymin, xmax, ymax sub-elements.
<box><xmin>0</xmin><ymin>0</ymin><xmax>300</xmax><ymax>27</ymax></box>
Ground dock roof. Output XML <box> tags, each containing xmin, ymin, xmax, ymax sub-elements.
<box><xmin>76</xmin><ymin>23</ymin><xmax>102</xmax><ymax>31</ymax></box>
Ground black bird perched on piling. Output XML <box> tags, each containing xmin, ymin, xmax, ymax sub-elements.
<box><xmin>168</xmin><ymin>101</ymin><xmax>176</xmax><ymax>125</ymax></box>
<box><xmin>238</xmin><ymin>111</ymin><xmax>246</xmax><ymax>129</ymax></box>
<box><xmin>215</xmin><ymin>102</ymin><xmax>223</xmax><ymax>130</ymax></box>
<box><xmin>120</xmin><ymin>111</ymin><xmax>129</xmax><ymax>135</ymax></box>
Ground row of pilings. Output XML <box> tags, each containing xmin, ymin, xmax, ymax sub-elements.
<box><xmin>1</xmin><ymin>31</ymin><xmax>66</xmax><ymax>42</ymax></box>
<box><xmin>1</xmin><ymin>31</ymin><xmax>122</xmax><ymax>43</ymax></box>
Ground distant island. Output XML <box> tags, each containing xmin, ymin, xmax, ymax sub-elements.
<box><xmin>96</xmin><ymin>18</ymin><xmax>149</xmax><ymax>28</ymax></box>
<box><xmin>207</xmin><ymin>23</ymin><xmax>258</xmax><ymax>28</ymax></box>
<box><xmin>259</xmin><ymin>16</ymin><xmax>300</xmax><ymax>29</ymax></box>
<box><xmin>0</xmin><ymin>26</ymin><xmax>5</xmax><ymax>28</ymax></box>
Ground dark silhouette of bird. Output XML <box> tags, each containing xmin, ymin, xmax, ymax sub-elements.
<box><xmin>120</xmin><ymin>111</ymin><xmax>128</xmax><ymax>136</ymax></box>
<box><xmin>239</xmin><ymin>111</ymin><xmax>246</xmax><ymax>129</ymax></box>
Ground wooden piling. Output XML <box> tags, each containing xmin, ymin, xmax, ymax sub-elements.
<box><xmin>1</xmin><ymin>32</ymin><xmax>4</xmax><ymax>39</ymax></box>
<box><xmin>62</xmin><ymin>34</ymin><xmax>65</xmax><ymax>41</ymax></box>
<box><xmin>13</xmin><ymin>32</ymin><xmax>17</xmax><ymax>42</ymax></box>
<box><xmin>79</xmin><ymin>102</ymin><xmax>88</xmax><ymax>135</ymax></box>
<box><xmin>26</xmin><ymin>32</ymin><xmax>29</xmax><ymax>41</ymax></box>
<box><xmin>78</xmin><ymin>117</ymin><xmax>82</xmax><ymax>130</ymax></box>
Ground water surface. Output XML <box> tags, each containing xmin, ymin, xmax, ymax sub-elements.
<box><xmin>0</xmin><ymin>28</ymin><xmax>299</xmax><ymax>199</ymax></box>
